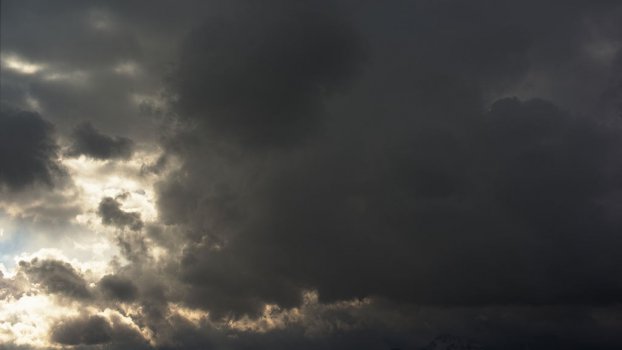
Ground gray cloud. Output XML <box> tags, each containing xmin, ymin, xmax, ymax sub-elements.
<box><xmin>0</xmin><ymin>105</ymin><xmax>64</xmax><ymax>191</ymax></box>
<box><xmin>98</xmin><ymin>196</ymin><xmax>144</xmax><ymax>231</ymax></box>
<box><xmin>157</xmin><ymin>96</ymin><xmax>622</xmax><ymax>318</ymax></box>
<box><xmin>50</xmin><ymin>314</ymin><xmax>148</xmax><ymax>347</ymax></box>
<box><xmin>152</xmin><ymin>0</ymin><xmax>622</xmax><ymax>323</ymax></box>
<box><xmin>51</xmin><ymin>315</ymin><xmax>112</xmax><ymax>345</ymax></box>
<box><xmin>98</xmin><ymin>273</ymin><xmax>138</xmax><ymax>302</ymax></box>
<box><xmin>170</xmin><ymin>1</ymin><xmax>364</xmax><ymax>147</ymax></box>
<box><xmin>19</xmin><ymin>258</ymin><xmax>91</xmax><ymax>299</ymax></box>
<box><xmin>142</xmin><ymin>2</ymin><xmax>622</xmax><ymax>349</ymax></box>
<box><xmin>0</xmin><ymin>0</ymin><xmax>174</xmax><ymax>140</ymax></box>
<box><xmin>66</xmin><ymin>122</ymin><xmax>134</xmax><ymax>160</ymax></box>
<box><xmin>150</xmin><ymin>0</ymin><xmax>622</xmax><ymax>340</ymax></box>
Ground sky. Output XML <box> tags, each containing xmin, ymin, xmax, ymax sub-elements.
<box><xmin>1</xmin><ymin>1</ymin><xmax>622</xmax><ymax>349</ymax></box>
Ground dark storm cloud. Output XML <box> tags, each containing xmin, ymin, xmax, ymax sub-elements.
<box><xmin>153</xmin><ymin>0</ymin><xmax>622</xmax><ymax>320</ymax></box>
<box><xmin>171</xmin><ymin>1</ymin><xmax>364</xmax><ymax>147</ymax></box>
<box><xmin>19</xmin><ymin>258</ymin><xmax>91</xmax><ymax>299</ymax></box>
<box><xmin>51</xmin><ymin>315</ymin><xmax>112</xmax><ymax>345</ymax></box>
<box><xmin>98</xmin><ymin>196</ymin><xmax>143</xmax><ymax>231</ymax></box>
<box><xmin>66</xmin><ymin>122</ymin><xmax>134</xmax><ymax>160</ymax></box>
<box><xmin>50</xmin><ymin>314</ymin><xmax>147</xmax><ymax>347</ymax></box>
<box><xmin>0</xmin><ymin>105</ymin><xmax>64</xmax><ymax>191</ymax></box>
<box><xmin>98</xmin><ymin>274</ymin><xmax>138</xmax><ymax>301</ymax></box>
<box><xmin>159</xmin><ymin>97</ymin><xmax>622</xmax><ymax>318</ymax></box>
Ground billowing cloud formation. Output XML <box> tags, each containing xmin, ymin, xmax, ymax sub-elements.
<box><xmin>0</xmin><ymin>105</ymin><xmax>63</xmax><ymax>191</ymax></box>
<box><xmin>3</xmin><ymin>0</ymin><xmax>622</xmax><ymax>349</ymax></box>
<box><xmin>158</xmin><ymin>96</ymin><xmax>622</xmax><ymax>315</ymax></box>
<box><xmin>19</xmin><ymin>258</ymin><xmax>91</xmax><ymax>299</ymax></box>
<box><xmin>152</xmin><ymin>0</ymin><xmax>622</xmax><ymax>347</ymax></box>
<box><xmin>98</xmin><ymin>196</ymin><xmax>143</xmax><ymax>231</ymax></box>
<box><xmin>51</xmin><ymin>315</ymin><xmax>112</xmax><ymax>345</ymax></box>
<box><xmin>50</xmin><ymin>314</ymin><xmax>147</xmax><ymax>347</ymax></box>
<box><xmin>66</xmin><ymin>122</ymin><xmax>134</xmax><ymax>160</ymax></box>
<box><xmin>153</xmin><ymin>0</ymin><xmax>622</xmax><ymax>320</ymax></box>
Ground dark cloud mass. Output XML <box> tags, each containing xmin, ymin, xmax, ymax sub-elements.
<box><xmin>19</xmin><ymin>258</ymin><xmax>91</xmax><ymax>299</ymax></box>
<box><xmin>157</xmin><ymin>0</ymin><xmax>622</xmax><ymax>314</ymax></box>
<box><xmin>98</xmin><ymin>196</ymin><xmax>144</xmax><ymax>231</ymax></box>
<box><xmin>171</xmin><ymin>1</ymin><xmax>364</xmax><ymax>146</ymax></box>
<box><xmin>159</xmin><ymin>97</ymin><xmax>622</xmax><ymax>315</ymax></box>
<box><xmin>66</xmin><ymin>122</ymin><xmax>134</xmax><ymax>160</ymax></box>
<box><xmin>51</xmin><ymin>315</ymin><xmax>113</xmax><ymax>345</ymax></box>
<box><xmin>51</xmin><ymin>314</ymin><xmax>147</xmax><ymax>347</ymax></box>
<box><xmin>154</xmin><ymin>0</ymin><xmax>622</xmax><ymax>347</ymax></box>
<box><xmin>0</xmin><ymin>105</ymin><xmax>63</xmax><ymax>190</ymax></box>
<box><xmin>98</xmin><ymin>273</ymin><xmax>138</xmax><ymax>301</ymax></box>
<box><xmin>3</xmin><ymin>0</ymin><xmax>622</xmax><ymax>349</ymax></box>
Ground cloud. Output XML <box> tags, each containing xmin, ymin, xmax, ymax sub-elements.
<box><xmin>157</xmin><ymin>83</ymin><xmax>622</xmax><ymax>318</ymax></box>
<box><xmin>98</xmin><ymin>196</ymin><xmax>143</xmax><ymax>231</ymax></box>
<box><xmin>139</xmin><ymin>5</ymin><xmax>622</xmax><ymax>349</ymax></box>
<box><xmin>98</xmin><ymin>273</ymin><xmax>138</xmax><ymax>302</ymax></box>
<box><xmin>50</xmin><ymin>313</ymin><xmax>148</xmax><ymax>347</ymax></box>
<box><xmin>19</xmin><ymin>258</ymin><xmax>91</xmax><ymax>299</ymax></box>
<box><xmin>66</xmin><ymin>122</ymin><xmax>134</xmax><ymax>160</ymax></box>
<box><xmin>170</xmin><ymin>1</ymin><xmax>364</xmax><ymax>147</ymax></box>
<box><xmin>51</xmin><ymin>315</ymin><xmax>112</xmax><ymax>345</ymax></box>
<box><xmin>0</xmin><ymin>105</ymin><xmax>64</xmax><ymax>191</ymax></box>
<box><xmin>0</xmin><ymin>270</ymin><xmax>27</xmax><ymax>300</ymax></box>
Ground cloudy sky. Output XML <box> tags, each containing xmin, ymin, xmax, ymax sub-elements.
<box><xmin>2</xmin><ymin>1</ymin><xmax>622</xmax><ymax>349</ymax></box>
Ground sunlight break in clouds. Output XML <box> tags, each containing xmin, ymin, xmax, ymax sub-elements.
<box><xmin>1</xmin><ymin>53</ymin><xmax>45</xmax><ymax>74</ymax></box>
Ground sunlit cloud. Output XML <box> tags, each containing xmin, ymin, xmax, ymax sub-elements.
<box><xmin>0</xmin><ymin>149</ymin><xmax>163</xmax><ymax>279</ymax></box>
<box><xmin>1</xmin><ymin>51</ymin><xmax>92</xmax><ymax>91</ymax></box>
<box><xmin>0</xmin><ymin>53</ymin><xmax>45</xmax><ymax>74</ymax></box>
<box><xmin>12</xmin><ymin>248</ymin><xmax>112</xmax><ymax>280</ymax></box>
<box><xmin>61</xmin><ymin>150</ymin><xmax>161</xmax><ymax>223</ymax></box>
<box><xmin>0</xmin><ymin>294</ymin><xmax>79</xmax><ymax>347</ymax></box>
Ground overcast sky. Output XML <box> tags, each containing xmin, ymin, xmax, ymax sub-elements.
<box><xmin>2</xmin><ymin>1</ymin><xmax>622</xmax><ymax>349</ymax></box>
